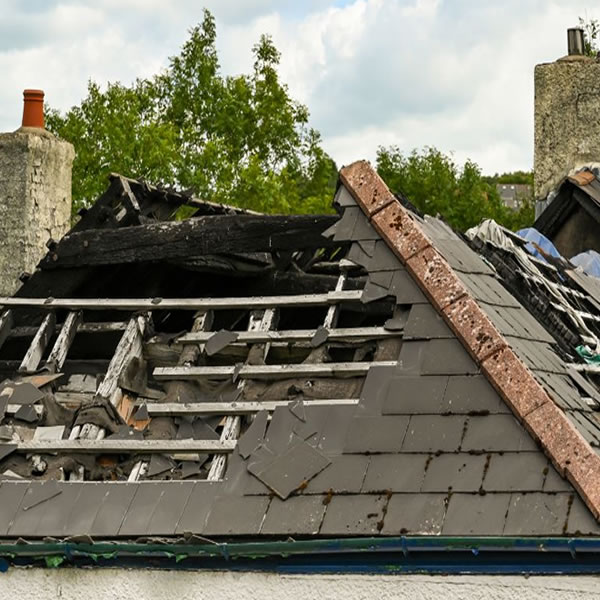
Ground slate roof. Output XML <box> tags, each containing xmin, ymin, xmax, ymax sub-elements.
<box><xmin>0</xmin><ymin>165</ymin><xmax>599</xmax><ymax>541</ymax></box>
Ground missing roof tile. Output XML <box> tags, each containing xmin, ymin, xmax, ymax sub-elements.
<box><xmin>238</xmin><ymin>410</ymin><xmax>269</xmax><ymax>459</ymax></box>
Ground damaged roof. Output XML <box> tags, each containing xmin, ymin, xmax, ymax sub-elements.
<box><xmin>0</xmin><ymin>165</ymin><xmax>599</xmax><ymax>543</ymax></box>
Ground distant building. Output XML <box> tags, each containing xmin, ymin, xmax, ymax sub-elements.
<box><xmin>496</xmin><ymin>183</ymin><xmax>531</xmax><ymax>209</ymax></box>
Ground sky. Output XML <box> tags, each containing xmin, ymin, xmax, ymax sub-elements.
<box><xmin>0</xmin><ymin>0</ymin><xmax>597</xmax><ymax>175</ymax></box>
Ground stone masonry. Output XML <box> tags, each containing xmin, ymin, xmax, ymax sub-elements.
<box><xmin>534</xmin><ymin>55</ymin><xmax>600</xmax><ymax>202</ymax></box>
<box><xmin>0</xmin><ymin>127</ymin><xmax>74</xmax><ymax>294</ymax></box>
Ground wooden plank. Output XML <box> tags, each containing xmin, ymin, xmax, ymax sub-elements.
<box><xmin>45</xmin><ymin>310</ymin><xmax>82</xmax><ymax>371</ymax></box>
<box><xmin>15</xmin><ymin>439</ymin><xmax>236</xmax><ymax>454</ymax></box>
<box><xmin>9</xmin><ymin>321</ymin><xmax>128</xmax><ymax>339</ymax></box>
<box><xmin>39</xmin><ymin>214</ymin><xmax>339</xmax><ymax>269</ymax></box>
<box><xmin>0</xmin><ymin>291</ymin><xmax>362</xmax><ymax>311</ymax></box>
<box><xmin>19</xmin><ymin>312</ymin><xmax>56</xmax><ymax>373</ymax></box>
<box><xmin>170</xmin><ymin>326</ymin><xmax>396</xmax><ymax>345</ymax></box>
<box><xmin>96</xmin><ymin>315</ymin><xmax>147</xmax><ymax>406</ymax></box>
<box><xmin>143</xmin><ymin>399</ymin><xmax>359</xmax><ymax>416</ymax></box>
<box><xmin>0</xmin><ymin>310</ymin><xmax>13</xmax><ymax>351</ymax></box>
<box><xmin>154</xmin><ymin>361</ymin><xmax>395</xmax><ymax>381</ymax></box>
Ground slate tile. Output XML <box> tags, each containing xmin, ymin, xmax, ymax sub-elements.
<box><xmin>238</xmin><ymin>410</ymin><xmax>269</xmax><ymax>459</ymax></box>
<box><xmin>296</xmin><ymin>404</ymin><xmax>330</xmax><ymax>445</ymax></box>
<box><xmin>316</xmin><ymin>405</ymin><xmax>357</xmax><ymax>454</ymax></box>
<box><xmin>404</xmin><ymin>304</ymin><xmax>454</xmax><ymax>339</ymax></box>
<box><xmin>402</xmin><ymin>415</ymin><xmax>466</xmax><ymax>452</ymax></box>
<box><xmin>362</xmin><ymin>454</ymin><xmax>428</xmax><ymax>493</ymax></box>
<box><xmin>176</xmin><ymin>482</ymin><xmax>223</xmax><ymax>534</ymax></box>
<box><xmin>0</xmin><ymin>444</ymin><xmax>16</xmax><ymax>462</ymax></box>
<box><xmin>119</xmin><ymin>482</ymin><xmax>195</xmax><ymax>536</ymax></box>
<box><xmin>368</xmin><ymin>240</ymin><xmax>403</xmax><ymax>271</ymax></box>
<box><xmin>382</xmin><ymin>493</ymin><xmax>447</xmax><ymax>534</ymax></box>
<box><xmin>442</xmin><ymin>375</ymin><xmax>509</xmax><ymax>414</ymax></box>
<box><xmin>442</xmin><ymin>493</ymin><xmax>511</xmax><ymax>535</ymax></box>
<box><xmin>0</xmin><ymin>482</ymin><xmax>29</xmax><ymax>534</ymax></box>
<box><xmin>146</xmin><ymin>454</ymin><xmax>175</xmax><ymax>478</ymax></box>
<box><xmin>332</xmin><ymin>205</ymin><xmax>360</xmax><ymax>242</ymax></box>
<box><xmin>344</xmin><ymin>416</ymin><xmax>409</xmax><ymax>453</ymax></box>
<box><xmin>204</xmin><ymin>495</ymin><xmax>270</xmax><ymax>535</ymax></box>
<box><xmin>252</xmin><ymin>441</ymin><xmax>331</xmax><ymax>499</ymax></box>
<box><xmin>504</xmin><ymin>493</ymin><xmax>571</xmax><ymax>535</ymax></box>
<box><xmin>89</xmin><ymin>483</ymin><xmax>138</xmax><ymax>537</ymax></box>
<box><xmin>356</xmin><ymin>365</ymin><xmax>396</xmax><ymax>416</ymax></box>
<box><xmin>192</xmin><ymin>418</ymin><xmax>220</xmax><ymax>440</ymax></box>
<box><xmin>383</xmin><ymin>375</ymin><xmax>448</xmax><ymax>414</ymax></box>
<box><xmin>457</xmin><ymin>273</ymin><xmax>519</xmax><ymax>307</ymax></box>
<box><xmin>310</xmin><ymin>326</ymin><xmax>329</xmax><ymax>348</ymax></box>
<box><xmin>389</xmin><ymin>269</ymin><xmax>428</xmax><ymax>304</ymax></box>
<box><xmin>543</xmin><ymin>463</ymin><xmax>572</xmax><ymax>492</ymax></box>
<box><xmin>65</xmin><ymin>482</ymin><xmax>109</xmax><ymax>536</ymax></box>
<box><xmin>422</xmin><ymin>453</ymin><xmax>486</xmax><ymax>492</ymax></box>
<box><xmin>205</xmin><ymin>330</ymin><xmax>239</xmax><ymax>356</ymax></box>
<box><xmin>532</xmin><ymin>372</ymin><xmax>585</xmax><ymax>411</ymax></box>
<box><xmin>14</xmin><ymin>404</ymin><xmax>38</xmax><ymax>423</ymax></box>
<box><xmin>261</xmin><ymin>495</ymin><xmax>326</xmax><ymax>535</ymax></box>
<box><xmin>222</xmin><ymin>452</ymin><xmax>271</xmax><ymax>496</ymax></box>
<box><xmin>265</xmin><ymin>405</ymin><xmax>302</xmax><ymax>454</ymax></box>
<box><xmin>369</xmin><ymin>270</ymin><xmax>395</xmax><ymax>290</ymax></box>
<box><xmin>361</xmin><ymin>281</ymin><xmax>390</xmax><ymax>303</ymax></box>
<box><xmin>21</xmin><ymin>480</ymin><xmax>62</xmax><ymax>510</ymax></box>
<box><xmin>347</xmin><ymin>242</ymin><xmax>371</xmax><ymax>269</ymax></box>
<box><xmin>566</xmin><ymin>495</ymin><xmax>600</xmax><ymax>535</ymax></box>
<box><xmin>352</xmin><ymin>212</ymin><xmax>379</xmax><ymax>240</ymax></box>
<box><xmin>483</xmin><ymin>453</ymin><xmax>547</xmax><ymax>492</ymax></box>
<box><xmin>397</xmin><ymin>340</ymin><xmax>478</xmax><ymax>377</ymax></box>
<box><xmin>0</xmin><ymin>382</ymin><xmax>44</xmax><ymax>405</ymax></box>
<box><xmin>430</xmin><ymin>238</ymin><xmax>493</xmax><ymax>275</ymax></box>
<box><xmin>333</xmin><ymin>185</ymin><xmax>357</xmax><ymax>208</ymax></box>
<box><xmin>461</xmin><ymin>415</ymin><xmax>538</xmax><ymax>452</ymax></box>
<box><xmin>320</xmin><ymin>494</ymin><xmax>386</xmax><ymax>535</ymax></box>
<box><xmin>304</xmin><ymin>455</ymin><xmax>370</xmax><ymax>494</ymax></box>
<box><xmin>32</xmin><ymin>483</ymin><xmax>85</xmax><ymax>537</ymax></box>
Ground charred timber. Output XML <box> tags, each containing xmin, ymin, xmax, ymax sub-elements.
<box><xmin>40</xmin><ymin>215</ymin><xmax>340</xmax><ymax>269</ymax></box>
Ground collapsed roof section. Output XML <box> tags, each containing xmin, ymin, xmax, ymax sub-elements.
<box><xmin>0</xmin><ymin>166</ymin><xmax>598</xmax><ymax>541</ymax></box>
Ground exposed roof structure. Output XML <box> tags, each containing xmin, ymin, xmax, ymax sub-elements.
<box><xmin>0</xmin><ymin>163</ymin><xmax>600</xmax><ymax>556</ymax></box>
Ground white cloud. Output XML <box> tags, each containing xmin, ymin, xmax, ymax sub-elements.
<box><xmin>0</xmin><ymin>0</ymin><xmax>598</xmax><ymax>176</ymax></box>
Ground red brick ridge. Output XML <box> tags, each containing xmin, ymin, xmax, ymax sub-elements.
<box><xmin>340</xmin><ymin>159</ymin><xmax>600</xmax><ymax>520</ymax></box>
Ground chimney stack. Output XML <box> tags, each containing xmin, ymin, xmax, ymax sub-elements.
<box><xmin>533</xmin><ymin>28</ymin><xmax>600</xmax><ymax>215</ymax></box>
<box><xmin>0</xmin><ymin>90</ymin><xmax>74</xmax><ymax>294</ymax></box>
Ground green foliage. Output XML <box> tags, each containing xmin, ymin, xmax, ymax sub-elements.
<box><xmin>46</xmin><ymin>10</ymin><xmax>336</xmax><ymax>216</ymax></box>
<box><xmin>579</xmin><ymin>16</ymin><xmax>600</xmax><ymax>57</ymax></box>
<box><xmin>376</xmin><ymin>146</ymin><xmax>534</xmax><ymax>232</ymax></box>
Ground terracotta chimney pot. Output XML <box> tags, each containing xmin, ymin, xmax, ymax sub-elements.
<box><xmin>21</xmin><ymin>89</ymin><xmax>45</xmax><ymax>129</ymax></box>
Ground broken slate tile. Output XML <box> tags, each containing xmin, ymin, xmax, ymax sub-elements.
<box><xmin>237</xmin><ymin>410</ymin><xmax>269</xmax><ymax>459</ymax></box>
<box><xmin>0</xmin><ymin>426</ymin><xmax>13</xmax><ymax>441</ymax></box>
<box><xmin>332</xmin><ymin>206</ymin><xmax>359</xmax><ymax>241</ymax></box>
<box><xmin>0</xmin><ymin>397</ymin><xmax>7</xmax><ymax>422</ymax></box>
<box><xmin>2</xmin><ymin>382</ymin><xmax>44</xmax><ymax>405</ymax></box>
<box><xmin>192</xmin><ymin>418</ymin><xmax>219</xmax><ymax>440</ymax></box>
<box><xmin>389</xmin><ymin>269</ymin><xmax>427</xmax><ymax>304</ymax></box>
<box><xmin>252</xmin><ymin>440</ymin><xmax>331</xmax><ymax>499</ymax></box>
<box><xmin>361</xmin><ymin>280</ymin><xmax>390</xmax><ymax>303</ymax></box>
<box><xmin>14</xmin><ymin>404</ymin><xmax>38</xmax><ymax>423</ymax></box>
<box><xmin>132</xmin><ymin>403</ymin><xmax>149</xmax><ymax>421</ymax></box>
<box><xmin>369</xmin><ymin>270</ymin><xmax>395</xmax><ymax>289</ymax></box>
<box><xmin>334</xmin><ymin>185</ymin><xmax>357</xmax><ymax>208</ymax></box>
<box><xmin>177</xmin><ymin>420</ymin><xmax>194</xmax><ymax>440</ymax></box>
<box><xmin>383</xmin><ymin>494</ymin><xmax>446</xmax><ymax>535</ymax></box>
<box><xmin>181</xmin><ymin>460</ymin><xmax>204</xmax><ymax>479</ymax></box>
<box><xmin>310</xmin><ymin>326</ymin><xmax>329</xmax><ymax>348</ymax></box>
<box><xmin>33</xmin><ymin>426</ymin><xmax>65</xmax><ymax>441</ymax></box>
<box><xmin>352</xmin><ymin>212</ymin><xmax>379</xmax><ymax>240</ymax></box>
<box><xmin>289</xmin><ymin>400</ymin><xmax>306</xmax><ymax>422</ymax></box>
<box><xmin>404</xmin><ymin>304</ymin><xmax>453</xmax><ymax>339</ymax></box>
<box><xmin>264</xmin><ymin>405</ymin><xmax>302</xmax><ymax>454</ymax></box>
<box><xmin>205</xmin><ymin>330</ymin><xmax>239</xmax><ymax>357</ymax></box>
<box><xmin>232</xmin><ymin>363</ymin><xmax>243</xmax><ymax>383</ymax></box>
<box><xmin>566</xmin><ymin>495</ymin><xmax>600</xmax><ymax>535</ymax></box>
<box><xmin>0</xmin><ymin>482</ymin><xmax>29</xmax><ymax>535</ymax></box>
<box><xmin>146</xmin><ymin>454</ymin><xmax>175</xmax><ymax>477</ymax></box>
<box><xmin>261</xmin><ymin>495</ymin><xmax>326</xmax><ymax>535</ymax></box>
<box><xmin>0</xmin><ymin>444</ymin><xmax>17</xmax><ymax>462</ymax></box>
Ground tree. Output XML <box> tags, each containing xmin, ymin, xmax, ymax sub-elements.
<box><xmin>579</xmin><ymin>16</ymin><xmax>600</xmax><ymax>57</ymax></box>
<box><xmin>46</xmin><ymin>10</ymin><xmax>337</xmax><ymax>216</ymax></box>
<box><xmin>376</xmin><ymin>146</ymin><xmax>534</xmax><ymax>232</ymax></box>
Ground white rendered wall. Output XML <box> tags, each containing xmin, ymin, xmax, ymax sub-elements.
<box><xmin>1</xmin><ymin>568</ymin><xmax>600</xmax><ymax>600</ymax></box>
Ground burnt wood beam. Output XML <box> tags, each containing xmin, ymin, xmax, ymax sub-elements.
<box><xmin>40</xmin><ymin>215</ymin><xmax>340</xmax><ymax>270</ymax></box>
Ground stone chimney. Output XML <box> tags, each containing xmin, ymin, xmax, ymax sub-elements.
<box><xmin>0</xmin><ymin>90</ymin><xmax>74</xmax><ymax>294</ymax></box>
<box><xmin>534</xmin><ymin>28</ymin><xmax>600</xmax><ymax>215</ymax></box>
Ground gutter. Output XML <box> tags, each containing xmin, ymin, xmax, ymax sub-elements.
<box><xmin>2</xmin><ymin>536</ymin><xmax>600</xmax><ymax>574</ymax></box>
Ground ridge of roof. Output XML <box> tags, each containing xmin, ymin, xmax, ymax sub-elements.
<box><xmin>340</xmin><ymin>160</ymin><xmax>600</xmax><ymax>520</ymax></box>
